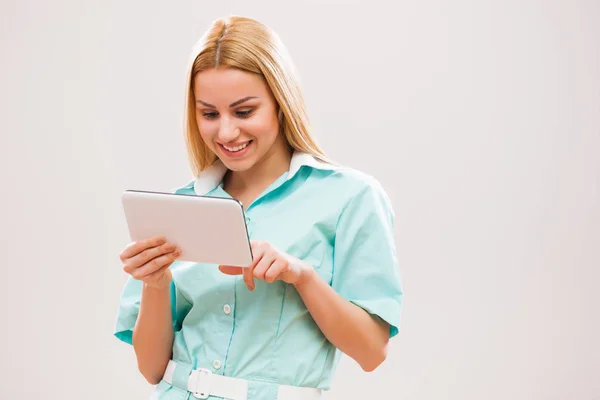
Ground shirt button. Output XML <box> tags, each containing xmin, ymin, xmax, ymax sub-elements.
<box><xmin>213</xmin><ymin>360</ymin><xmax>222</xmax><ymax>370</ymax></box>
<box><xmin>223</xmin><ymin>304</ymin><xmax>232</xmax><ymax>315</ymax></box>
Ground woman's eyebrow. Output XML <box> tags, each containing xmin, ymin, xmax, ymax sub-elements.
<box><xmin>196</xmin><ymin>100</ymin><xmax>216</xmax><ymax>108</ymax></box>
<box><xmin>196</xmin><ymin>96</ymin><xmax>258</xmax><ymax>109</ymax></box>
<box><xmin>229</xmin><ymin>96</ymin><xmax>258</xmax><ymax>107</ymax></box>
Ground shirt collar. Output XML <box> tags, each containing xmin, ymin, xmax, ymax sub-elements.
<box><xmin>192</xmin><ymin>150</ymin><xmax>337</xmax><ymax>196</ymax></box>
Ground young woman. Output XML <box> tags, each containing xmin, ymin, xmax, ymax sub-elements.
<box><xmin>115</xmin><ymin>15</ymin><xmax>403</xmax><ymax>400</ymax></box>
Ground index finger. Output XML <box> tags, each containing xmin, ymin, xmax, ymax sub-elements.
<box><xmin>120</xmin><ymin>236</ymin><xmax>166</xmax><ymax>261</ymax></box>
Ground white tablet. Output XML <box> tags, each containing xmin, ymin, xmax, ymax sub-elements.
<box><xmin>121</xmin><ymin>190</ymin><xmax>253</xmax><ymax>266</ymax></box>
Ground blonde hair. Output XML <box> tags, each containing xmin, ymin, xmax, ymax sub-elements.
<box><xmin>182</xmin><ymin>16</ymin><xmax>330</xmax><ymax>175</ymax></box>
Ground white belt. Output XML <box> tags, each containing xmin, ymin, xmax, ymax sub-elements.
<box><xmin>162</xmin><ymin>360</ymin><xmax>322</xmax><ymax>400</ymax></box>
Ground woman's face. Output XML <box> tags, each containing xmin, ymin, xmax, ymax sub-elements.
<box><xmin>193</xmin><ymin>67</ymin><xmax>284</xmax><ymax>172</ymax></box>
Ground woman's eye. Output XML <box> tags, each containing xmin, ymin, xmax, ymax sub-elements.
<box><xmin>202</xmin><ymin>112</ymin><xmax>218</xmax><ymax>120</ymax></box>
<box><xmin>236</xmin><ymin>109</ymin><xmax>254</xmax><ymax>118</ymax></box>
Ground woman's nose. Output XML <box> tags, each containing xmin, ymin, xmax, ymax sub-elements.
<box><xmin>217</xmin><ymin>118</ymin><xmax>240</xmax><ymax>143</ymax></box>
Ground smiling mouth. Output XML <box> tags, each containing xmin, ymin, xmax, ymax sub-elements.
<box><xmin>218</xmin><ymin>140</ymin><xmax>254</xmax><ymax>156</ymax></box>
<box><xmin>222</xmin><ymin>141</ymin><xmax>252</xmax><ymax>152</ymax></box>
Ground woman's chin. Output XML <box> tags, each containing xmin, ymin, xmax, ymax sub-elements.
<box><xmin>220</xmin><ymin>156</ymin><xmax>255</xmax><ymax>172</ymax></box>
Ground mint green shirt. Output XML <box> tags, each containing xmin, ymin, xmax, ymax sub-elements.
<box><xmin>114</xmin><ymin>151</ymin><xmax>403</xmax><ymax>399</ymax></box>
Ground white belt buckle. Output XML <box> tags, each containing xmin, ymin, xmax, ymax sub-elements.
<box><xmin>188</xmin><ymin>368</ymin><xmax>212</xmax><ymax>399</ymax></box>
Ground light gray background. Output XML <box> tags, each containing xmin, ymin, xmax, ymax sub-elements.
<box><xmin>1</xmin><ymin>0</ymin><xmax>598</xmax><ymax>399</ymax></box>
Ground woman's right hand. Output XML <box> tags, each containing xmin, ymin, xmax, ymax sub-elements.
<box><xmin>119</xmin><ymin>236</ymin><xmax>181</xmax><ymax>289</ymax></box>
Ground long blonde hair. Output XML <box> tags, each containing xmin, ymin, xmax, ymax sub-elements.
<box><xmin>182</xmin><ymin>16</ymin><xmax>329</xmax><ymax>175</ymax></box>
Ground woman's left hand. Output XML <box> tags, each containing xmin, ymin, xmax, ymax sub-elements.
<box><xmin>218</xmin><ymin>240</ymin><xmax>313</xmax><ymax>290</ymax></box>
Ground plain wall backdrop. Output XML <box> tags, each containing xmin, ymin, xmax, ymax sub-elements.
<box><xmin>1</xmin><ymin>0</ymin><xmax>598</xmax><ymax>399</ymax></box>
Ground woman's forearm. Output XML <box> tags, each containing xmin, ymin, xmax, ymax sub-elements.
<box><xmin>132</xmin><ymin>282</ymin><xmax>174</xmax><ymax>384</ymax></box>
<box><xmin>294</xmin><ymin>269</ymin><xmax>390</xmax><ymax>371</ymax></box>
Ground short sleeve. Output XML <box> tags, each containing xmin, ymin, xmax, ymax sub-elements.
<box><xmin>331</xmin><ymin>181</ymin><xmax>403</xmax><ymax>338</ymax></box>
<box><xmin>113</xmin><ymin>274</ymin><xmax>192</xmax><ymax>345</ymax></box>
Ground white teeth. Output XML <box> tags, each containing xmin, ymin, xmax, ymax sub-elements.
<box><xmin>223</xmin><ymin>141</ymin><xmax>250</xmax><ymax>152</ymax></box>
